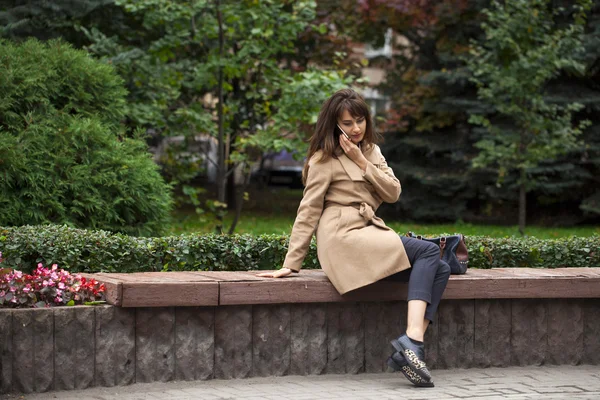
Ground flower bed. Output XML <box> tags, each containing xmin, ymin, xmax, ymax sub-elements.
<box><xmin>0</xmin><ymin>252</ymin><xmax>105</xmax><ymax>308</ymax></box>
<box><xmin>0</xmin><ymin>224</ymin><xmax>598</xmax><ymax>274</ymax></box>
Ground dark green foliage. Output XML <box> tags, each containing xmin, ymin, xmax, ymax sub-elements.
<box><xmin>0</xmin><ymin>225</ymin><xmax>597</xmax><ymax>274</ymax></box>
<box><xmin>369</xmin><ymin>0</ymin><xmax>600</xmax><ymax>224</ymax></box>
<box><xmin>0</xmin><ymin>39</ymin><xmax>172</xmax><ymax>236</ymax></box>
<box><xmin>0</xmin><ymin>0</ymin><xmax>117</xmax><ymax>46</ymax></box>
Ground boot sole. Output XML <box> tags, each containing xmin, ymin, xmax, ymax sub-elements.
<box><xmin>387</xmin><ymin>356</ymin><xmax>434</xmax><ymax>388</ymax></box>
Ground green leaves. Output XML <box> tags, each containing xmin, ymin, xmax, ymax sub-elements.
<box><xmin>467</xmin><ymin>0</ymin><xmax>592</xmax><ymax>176</ymax></box>
<box><xmin>0</xmin><ymin>39</ymin><xmax>173</xmax><ymax>237</ymax></box>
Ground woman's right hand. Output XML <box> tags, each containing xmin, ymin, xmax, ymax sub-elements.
<box><xmin>257</xmin><ymin>268</ymin><xmax>293</xmax><ymax>278</ymax></box>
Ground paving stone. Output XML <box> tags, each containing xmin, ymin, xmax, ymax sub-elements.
<box><xmin>0</xmin><ymin>310</ymin><xmax>12</xmax><ymax>394</ymax></box>
<box><xmin>423</xmin><ymin>306</ymin><xmax>438</xmax><ymax>370</ymax></box>
<box><xmin>54</xmin><ymin>307</ymin><xmax>95</xmax><ymax>391</ymax></box>
<box><xmin>214</xmin><ymin>305</ymin><xmax>252</xmax><ymax>379</ymax></box>
<box><xmin>437</xmin><ymin>300</ymin><xmax>475</xmax><ymax>369</ymax></box>
<box><xmin>326</xmin><ymin>302</ymin><xmax>364</xmax><ymax>374</ymax></box>
<box><xmin>174</xmin><ymin>307</ymin><xmax>215</xmax><ymax>381</ymax></box>
<box><xmin>583</xmin><ymin>298</ymin><xmax>600</xmax><ymax>365</ymax></box>
<box><xmin>547</xmin><ymin>299</ymin><xmax>583</xmax><ymax>365</ymax></box>
<box><xmin>95</xmin><ymin>306</ymin><xmax>135</xmax><ymax>387</ymax></box>
<box><xmin>136</xmin><ymin>307</ymin><xmax>175</xmax><ymax>383</ymax></box>
<box><xmin>511</xmin><ymin>299</ymin><xmax>547</xmax><ymax>366</ymax></box>
<box><xmin>11</xmin><ymin>309</ymin><xmax>54</xmax><ymax>393</ymax></box>
<box><xmin>252</xmin><ymin>304</ymin><xmax>291</xmax><ymax>377</ymax></box>
<box><xmin>290</xmin><ymin>304</ymin><xmax>327</xmax><ymax>375</ymax></box>
<box><xmin>474</xmin><ymin>299</ymin><xmax>511</xmax><ymax>367</ymax></box>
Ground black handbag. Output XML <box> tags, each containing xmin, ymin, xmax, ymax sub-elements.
<box><xmin>406</xmin><ymin>231</ymin><xmax>469</xmax><ymax>274</ymax></box>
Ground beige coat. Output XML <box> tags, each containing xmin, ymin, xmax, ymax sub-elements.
<box><xmin>283</xmin><ymin>144</ymin><xmax>410</xmax><ymax>294</ymax></box>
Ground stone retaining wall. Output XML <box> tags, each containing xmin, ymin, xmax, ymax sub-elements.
<box><xmin>1</xmin><ymin>299</ymin><xmax>600</xmax><ymax>394</ymax></box>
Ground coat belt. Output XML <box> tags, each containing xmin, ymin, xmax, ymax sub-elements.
<box><xmin>324</xmin><ymin>202</ymin><xmax>376</xmax><ymax>221</ymax></box>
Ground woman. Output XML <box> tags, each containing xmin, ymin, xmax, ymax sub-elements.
<box><xmin>258</xmin><ymin>89</ymin><xmax>450</xmax><ymax>387</ymax></box>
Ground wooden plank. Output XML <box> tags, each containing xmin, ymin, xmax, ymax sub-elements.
<box><xmin>219</xmin><ymin>280</ymin><xmax>408</xmax><ymax>305</ymax></box>
<box><xmin>96</xmin><ymin>272</ymin><xmax>218</xmax><ymax>282</ymax></box>
<box><xmin>195</xmin><ymin>271</ymin><xmax>265</xmax><ymax>281</ymax></box>
<box><xmin>121</xmin><ymin>282</ymin><xmax>219</xmax><ymax>307</ymax></box>
<box><xmin>80</xmin><ymin>273</ymin><xmax>122</xmax><ymax>307</ymax></box>
<box><xmin>443</xmin><ymin>276</ymin><xmax>600</xmax><ymax>299</ymax></box>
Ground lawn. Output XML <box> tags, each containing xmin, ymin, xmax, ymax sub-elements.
<box><xmin>168</xmin><ymin>210</ymin><xmax>600</xmax><ymax>239</ymax></box>
<box><xmin>168</xmin><ymin>187</ymin><xmax>600</xmax><ymax>238</ymax></box>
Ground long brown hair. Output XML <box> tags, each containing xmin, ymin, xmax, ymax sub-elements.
<box><xmin>302</xmin><ymin>88</ymin><xmax>380</xmax><ymax>184</ymax></box>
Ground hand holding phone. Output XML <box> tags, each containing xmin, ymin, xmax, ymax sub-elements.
<box><xmin>336</xmin><ymin>124</ymin><xmax>351</xmax><ymax>140</ymax></box>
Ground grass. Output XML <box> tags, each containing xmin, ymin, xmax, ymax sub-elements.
<box><xmin>168</xmin><ymin>210</ymin><xmax>600</xmax><ymax>239</ymax></box>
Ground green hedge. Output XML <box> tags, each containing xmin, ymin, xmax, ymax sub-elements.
<box><xmin>0</xmin><ymin>225</ymin><xmax>598</xmax><ymax>273</ymax></box>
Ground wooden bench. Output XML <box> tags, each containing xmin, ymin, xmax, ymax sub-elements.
<box><xmin>84</xmin><ymin>268</ymin><xmax>600</xmax><ymax>307</ymax></box>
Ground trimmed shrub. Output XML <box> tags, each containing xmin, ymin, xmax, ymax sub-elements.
<box><xmin>0</xmin><ymin>225</ymin><xmax>598</xmax><ymax>274</ymax></box>
<box><xmin>0</xmin><ymin>38</ymin><xmax>172</xmax><ymax>236</ymax></box>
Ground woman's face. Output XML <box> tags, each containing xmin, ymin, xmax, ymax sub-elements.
<box><xmin>337</xmin><ymin>109</ymin><xmax>366</xmax><ymax>145</ymax></box>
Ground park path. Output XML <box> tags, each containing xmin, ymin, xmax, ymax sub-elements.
<box><xmin>3</xmin><ymin>365</ymin><xmax>599</xmax><ymax>400</ymax></box>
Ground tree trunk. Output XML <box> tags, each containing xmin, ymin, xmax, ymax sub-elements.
<box><xmin>518</xmin><ymin>169</ymin><xmax>527</xmax><ymax>236</ymax></box>
<box><xmin>228</xmin><ymin>166</ymin><xmax>251</xmax><ymax>234</ymax></box>
<box><xmin>215</xmin><ymin>0</ymin><xmax>225</xmax><ymax>234</ymax></box>
<box><xmin>226</xmin><ymin>170</ymin><xmax>236</xmax><ymax>211</ymax></box>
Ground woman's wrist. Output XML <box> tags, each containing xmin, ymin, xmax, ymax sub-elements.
<box><xmin>356</xmin><ymin>156</ymin><xmax>368</xmax><ymax>172</ymax></box>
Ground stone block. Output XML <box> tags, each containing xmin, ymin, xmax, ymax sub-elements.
<box><xmin>136</xmin><ymin>307</ymin><xmax>175</xmax><ymax>383</ymax></box>
<box><xmin>473</xmin><ymin>300</ymin><xmax>511</xmax><ymax>367</ymax></box>
<box><xmin>290</xmin><ymin>304</ymin><xmax>327</xmax><ymax>375</ymax></box>
<box><xmin>252</xmin><ymin>304</ymin><xmax>291</xmax><ymax>377</ymax></box>
<box><xmin>175</xmin><ymin>307</ymin><xmax>215</xmax><ymax>381</ymax></box>
<box><xmin>364</xmin><ymin>301</ymin><xmax>405</xmax><ymax>373</ymax></box>
<box><xmin>437</xmin><ymin>300</ymin><xmax>475</xmax><ymax>369</ymax></box>
<box><xmin>54</xmin><ymin>307</ymin><xmax>95</xmax><ymax>390</ymax></box>
<box><xmin>95</xmin><ymin>306</ymin><xmax>135</xmax><ymax>387</ymax></box>
<box><xmin>511</xmin><ymin>299</ymin><xmax>547</xmax><ymax>366</ymax></box>
<box><xmin>326</xmin><ymin>303</ymin><xmax>364</xmax><ymax>374</ymax></box>
<box><xmin>0</xmin><ymin>310</ymin><xmax>12</xmax><ymax>394</ymax></box>
<box><xmin>214</xmin><ymin>305</ymin><xmax>252</xmax><ymax>379</ymax></box>
<box><xmin>547</xmin><ymin>299</ymin><xmax>583</xmax><ymax>365</ymax></box>
<box><xmin>423</xmin><ymin>307</ymin><xmax>438</xmax><ymax>370</ymax></box>
<box><xmin>12</xmin><ymin>309</ymin><xmax>54</xmax><ymax>393</ymax></box>
<box><xmin>583</xmin><ymin>299</ymin><xmax>600</xmax><ymax>365</ymax></box>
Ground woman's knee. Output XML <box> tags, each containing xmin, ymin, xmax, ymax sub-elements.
<box><xmin>439</xmin><ymin>261</ymin><xmax>451</xmax><ymax>277</ymax></box>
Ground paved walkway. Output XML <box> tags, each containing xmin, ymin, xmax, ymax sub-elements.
<box><xmin>4</xmin><ymin>365</ymin><xmax>599</xmax><ymax>400</ymax></box>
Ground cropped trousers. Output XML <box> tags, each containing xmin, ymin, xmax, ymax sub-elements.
<box><xmin>385</xmin><ymin>236</ymin><xmax>451</xmax><ymax>322</ymax></box>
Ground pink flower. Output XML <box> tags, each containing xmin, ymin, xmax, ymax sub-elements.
<box><xmin>54</xmin><ymin>297</ymin><xmax>62</xmax><ymax>303</ymax></box>
<box><xmin>42</xmin><ymin>280</ymin><xmax>49</xmax><ymax>287</ymax></box>
<box><xmin>58</xmin><ymin>282</ymin><xmax>65</xmax><ymax>290</ymax></box>
<box><xmin>23</xmin><ymin>285</ymin><xmax>32</xmax><ymax>293</ymax></box>
<box><xmin>37</xmin><ymin>263</ymin><xmax>43</xmax><ymax>269</ymax></box>
<box><xmin>9</xmin><ymin>286</ymin><xmax>16</xmax><ymax>292</ymax></box>
<box><xmin>0</xmin><ymin>290</ymin><xmax>5</xmax><ymax>297</ymax></box>
<box><xmin>52</xmin><ymin>264</ymin><xmax>58</xmax><ymax>271</ymax></box>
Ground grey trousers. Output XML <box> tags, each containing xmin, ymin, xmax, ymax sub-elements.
<box><xmin>385</xmin><ymin>236</ymin><xmax>451</xmax><ymax>322</ymax></box>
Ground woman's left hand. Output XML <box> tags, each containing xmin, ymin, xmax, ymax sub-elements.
<box><xmin>339</xmin><ymin>135</ymin><xmax>368</xmax><ymax>171</ymax></box>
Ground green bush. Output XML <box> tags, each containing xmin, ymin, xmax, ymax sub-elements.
<box><xmin>0</xmin><ymin>38</ymin><xmax>172</xmax><ymax>236</ymax></box>
<box><xmin>0</xmin><ymin>225</ymin><xmax>598</xmax><ymax>274</ymax></box>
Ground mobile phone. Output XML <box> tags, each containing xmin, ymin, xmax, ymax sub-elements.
<box><xmin>336</xmin><ymin>124</ymin><xmax>351</xmax><ymax>140</ymax></box>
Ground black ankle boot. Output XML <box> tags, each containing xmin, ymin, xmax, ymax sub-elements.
<box><xmin>390</xmin><ymin>333</ymin><xmax>432</xmax><ymax>381</ymax></box>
